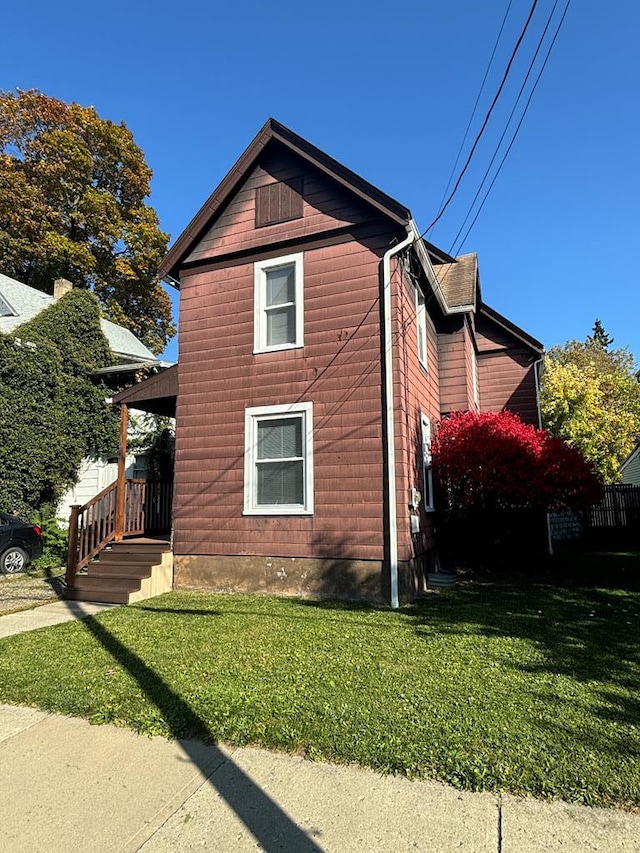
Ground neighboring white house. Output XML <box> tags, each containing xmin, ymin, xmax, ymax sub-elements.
<box><xmin>0</xmin><ymin>273</ymin><xmax>172</xmax><ymax>520</ymax></box>
<box><xmin>620</xmin><ymin>445</ymin><xmax>640</xmax><ymax>486</ymax></box>
<box><xmin>0</xmin><ymin>273</ymin><xmax>161</xmax><ymax>366</ymax></box>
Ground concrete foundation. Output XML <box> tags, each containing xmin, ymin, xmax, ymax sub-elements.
<box><xmin>174</xmin><ymin>554</ymin><xmax>385</xmax><ymax>603</ymax></box>
<box><xmin>173</xmin><ymin>549</ymin><xmax>435</xmax><ymax>605</ymax></box>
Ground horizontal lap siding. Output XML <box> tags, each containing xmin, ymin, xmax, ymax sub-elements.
<box><xmin>478</xmin><ymin>349</ymin><xmax>539</xmax><ymax>425</ymax></box>
<box><xmin>437</xmin><ymin>323</ymin><xmax>471</xmax><ymax>414</ymax></box>
<box><xmin>392</xmin><ymin>267</ymin><xmax>440</xmax><ymax>563</ymax></box>
<box><xmin>176</xmin><ymin>235</ymin><xmax>393</xmax><ymax>561</ymax></box>
<box><xmin>187</xmin><ymin>155</ymin><xmax>375</xmax><ymax>263</ymax></box>
<box><xmin>622</xmin><ymin>453</ymin><xmax>640</xmax><ymax>485</ymax></box>
<box><xmin>475</xmin><ymin>312</ymin><xmax>539</xmax><ymax>425</ymax></box>
<box><xmin>463</xmin><ymin>321</ymin><xmax>478</xmax><ymax>411</ymax></box>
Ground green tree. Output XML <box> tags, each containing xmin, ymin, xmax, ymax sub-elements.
<box><xmin>0</xmin><ymin>89</ymin><xmax>174</xmax><ymax>354</ymax></box>
<box><xmin>587</xmin><ymin>319</ymin><xmax>614</xmax><ymax>350</ymax></box>
<box><xmin>540</xmin><ymin>336</ymin><xmax>640</xmax><ymax>482</ymax></box>
<box><xmin>0</xmin><ymin>289</ymin><xmax>119</xmax><ymax>518</ymax></box>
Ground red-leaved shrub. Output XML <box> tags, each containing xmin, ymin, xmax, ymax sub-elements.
<box><xmin>432</xmin><ymin>410</ymin><xmax>603</xmax><ymax>515</ymax></box>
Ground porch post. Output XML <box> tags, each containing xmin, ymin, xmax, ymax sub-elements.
<box><xmin>65</xmin><ymin>504</ymin><xmax>81</xmax><ymax>588</ymax></box>
<box><xmin>114</xmin><ymin>403</ymin><xmax>129</xmax><ymax>541</ymax></box>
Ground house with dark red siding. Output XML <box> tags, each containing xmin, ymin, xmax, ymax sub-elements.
<box><xmin>67</xmin><ymin>119</ymin><xmax>543</xmax><ymax>607</ymax></box>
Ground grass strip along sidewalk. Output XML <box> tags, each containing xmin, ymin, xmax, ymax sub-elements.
<box><xmin>0</xmin><ymin>551</ymin><xmax>638</xmax><ymax>811</ymax></box>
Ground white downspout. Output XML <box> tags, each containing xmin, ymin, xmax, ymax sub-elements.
<box><xmin>383</xmin><ymin>229</ymin><xmax>415</xmax><ymax>609</ymax></box>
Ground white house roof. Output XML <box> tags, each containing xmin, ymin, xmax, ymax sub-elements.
<box><xmin>0</xmin><ymin>273</ymin><xmax>157</xmax><ymax>363</ymax></box>
<box><xmin>0</xmin><ymin>273</ymin><xmax>53</xmax><ymax>332</ymax></box>
<box><xmin>100</xmin><ymin>318</ymin><xmax>157</xmax><ymax>361</ymax></box>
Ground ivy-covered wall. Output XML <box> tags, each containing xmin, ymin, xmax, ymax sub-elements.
<box><xmin>0</xmin><ymin>290</ymin><xmax>120</xmax><ymax>519</ymax></box>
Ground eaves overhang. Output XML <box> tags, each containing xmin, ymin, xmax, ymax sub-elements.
<box><xmin>157</xmin><ymin>118</ymin><xmax>414</xmax><ymax>285</ymax></box>
<box><xmin>408</xmin><ymin>220</ymin><xmax>474</xmax><ymax>317</ymax></box>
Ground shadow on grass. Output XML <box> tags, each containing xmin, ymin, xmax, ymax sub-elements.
<box><xmin>131</xmin><ymin>546</ymin><xmax>639</xmax><ymax>748</ymax></box>
<box><xmin>81</xmin><ymin>614</ymin><xmax>324</xmax><ymax>852</ymax></box>
<box><xmin>404</xmin><ymin>547</ymin><xmax>640</xmax><ymax>730</ymax></box>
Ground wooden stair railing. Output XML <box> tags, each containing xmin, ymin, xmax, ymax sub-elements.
<box><xmin>66</xmin><ymin>479</ymin><xmax>173</xmax><ymax>589</ymax></box>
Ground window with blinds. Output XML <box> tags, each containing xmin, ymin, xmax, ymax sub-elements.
<box><xmin>244</xmin><ymin>402</ymin><xmax>314</xmax><ymax>515</ymax></box>
<box><xmin>254</xmin><ymin>253</ymin><xmax>304</xmax><ymax>353</ymax></box>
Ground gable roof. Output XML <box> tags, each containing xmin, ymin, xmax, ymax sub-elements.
<box><xmin>479</xmin><ymin>303</ymin><xmax>544</xmax><ymax>354</ymax></box>
<box><xmin>0</xmin><ymin>272</ymin><xmax>52</xmax><ymax>331</ymax></box>
<box><xmin>433</xmin><ymin>253</ymin><xmax>478</xmax><ymax>311</ymax></box>
<box><xmin>158</xmin><ymin>118</ymin><xmax>454</xmax><ymax>283</ymax></box>
<box><xmin>99</xmin><ymin>318</ymin><xmax>159</xmax><ymax>362</ymax></box>
<box><xmin>0</xmin><ymin>273</ymin><xmax>158</xmax><ymax>363</ymax></box>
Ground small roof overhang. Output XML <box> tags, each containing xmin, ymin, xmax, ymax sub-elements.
<box><xmin>111</xmin><ymin>364</ymin><xmax>178</xmax><ymax>417</ymax></box>
<box><xmin>158</xmin><ymin>118</ymin><xmax>417</xmax><ymax>284</ymax></box>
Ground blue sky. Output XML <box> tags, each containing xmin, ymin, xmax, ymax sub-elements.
<box><xmin>3</xmin><ymin>1</ymin><xmax>638</xmax><ymax>364</ymax></box>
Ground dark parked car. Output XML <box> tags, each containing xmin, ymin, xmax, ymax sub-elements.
<box><xmin>0</xmin><ymin>513</ymin><xmax>43</xmax><ymax>574</ymax></box>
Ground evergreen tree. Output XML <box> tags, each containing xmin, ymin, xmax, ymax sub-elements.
<box><xmin>587</xmin><ymin>319</ymin><xmax>614</xmax><ymax>350</ymax></box>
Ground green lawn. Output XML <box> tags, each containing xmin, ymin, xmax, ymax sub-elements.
<box><xmin>0</xmin><ymin>548</ymin><xmax>639</xmax><ymax>809</ymax></box>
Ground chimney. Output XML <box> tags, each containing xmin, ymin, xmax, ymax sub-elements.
<box><xmin>53</xmin><ymin>278</ymin><xmax>73</xmax><ymax>300</ymax></box>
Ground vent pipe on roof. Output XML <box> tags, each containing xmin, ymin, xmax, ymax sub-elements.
<box><xmin>383</xmin><ymin>228</ymin><xmax>415</xmax><ymax>610</ymax></box>
<box><xmin>53</xmin><ymin>278</ymin><xmax>73</xmax><ymax>299</ymax></box>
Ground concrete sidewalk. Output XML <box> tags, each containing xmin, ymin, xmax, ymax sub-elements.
<box><xmin>1</xmin><ymin>704</ymin><xmax>639</xmax><ymax>853</ymax></box>
<box><xmin>0</xmin><ymin>599</ymin><xmax>118</xmax><ymax>638</ymax></box>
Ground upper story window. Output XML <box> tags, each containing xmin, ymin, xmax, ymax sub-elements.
<box><xmin>244</xmin><ymin>401</ymin><xmax>314</xmax><ymax>515</ymax></box>
<box><xmin>416</xmin><ymin>286</ymin><xmax>428</xmax><ymax>369</ymax></box>
<box><xmin>254</xmin><ymin>253</ymin><xmax>304</xmax><ymax>353</ymax></box>
<box><xmin>255</xmin><ymin>178</ymin><xmax>303</xmax><ymax>227</ymax></box>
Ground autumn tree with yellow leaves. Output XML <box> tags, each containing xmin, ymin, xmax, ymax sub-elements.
<box><xmin>540</xmin><ymin>322</ymin><xmax>640</xmax><ymax>482</ymax></box>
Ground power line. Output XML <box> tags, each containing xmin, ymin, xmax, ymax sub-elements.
<box><xmin>423</xmin><ymin>0</ymin><xmax>540</xmax><ymax>237</ymax></box>
<box><xmin>448</xmin><ymin>0</ymin><xmax>561</xmax><ymax>255</ymax></box>
<box><xmin>453</xmin><ymin>0</ymin><xmax>572</xmax><ymax>253</ymax></box>
<box><xmin>431</xmin><ymin>0</ymin><xmax>515</xmax><ymax>236</ymax></box>
<box><xmin>273</xmin><ymin>1</ymin><xmax>572</xmax><ymax>427</ymax></box>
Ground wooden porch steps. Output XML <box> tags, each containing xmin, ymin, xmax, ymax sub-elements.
<box><xmin>65</xmin><ymin>538</ymin><xmax>173</xmax><ymax>605</ymax></box>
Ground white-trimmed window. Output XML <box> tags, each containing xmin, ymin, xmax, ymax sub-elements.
<box><xmin>471</xmin><ymin>345</ymin><xmax>479</xmax><ymax>409</ymax></box>
<box><xmin>421</xmin><ymin>412</ymin><xmax>434</xmax><ymax>511</ymax></box>
<box><xmin>254</xmin><ymin>253</ymin><xmax>304</xmax><ymax>353</ymax></box>
<box><xmin>244</xmin><ymin>402</ymin><xmax>314</xmax><ymax>515</ymax></box>
<box><xmin>416</xmin><ymin>286</ymin><xmax>428</xmax><ymax>369</ymax></box>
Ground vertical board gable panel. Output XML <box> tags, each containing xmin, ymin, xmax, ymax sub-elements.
<box><xmin>185</xmin><ymin>155</ymin><xmax>380</xmax><ymax>265</ymax></box>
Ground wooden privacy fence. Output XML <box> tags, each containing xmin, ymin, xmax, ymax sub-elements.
<box><xmin>585</xmin><ymin>485</ymin><xmax>640</xmax><ymax>530</ymax></box>
<box><xmin>66</xmin><ymin>479</ymin><xmax>173</xmax><ymax>587</ymax></box>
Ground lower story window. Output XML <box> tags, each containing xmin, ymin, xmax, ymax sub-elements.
<box><xmin>421</xmin><ymin>412</ymin><xmax>435</xmax><ymax>512</ymax></box>
<box><xmin>244</xmin><ymin>402</ymin><xmax>314</xmax><ymax>515</ymax></box>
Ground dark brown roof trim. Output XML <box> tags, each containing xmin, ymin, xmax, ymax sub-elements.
<box><xmin>269</xmin><ymin>120</ymin><xmax>410</xmax><ymax>224</ymax></box>
<box><xmin>112</xmin><ymin>363</ymin><xmax>178</xmax><ymax>406</ymax></box>
<box><xmin>480</xmin><ymin>304</ymin><xmax>544</xmax><ymax>353</ymax></box>
<box><xmin>158</xmin><ymin>118</ymin><xmax>412</xmax><ymax>283</ymax></box>
<box><xmin>423</xmin><ymin>242</ymin><xmax>456</xmax><ymax>265</ymax></box>
<box><xmin>178</xmin><ymin>220</ymin><xmax>394</xmax><ymax>278</ymax></box>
